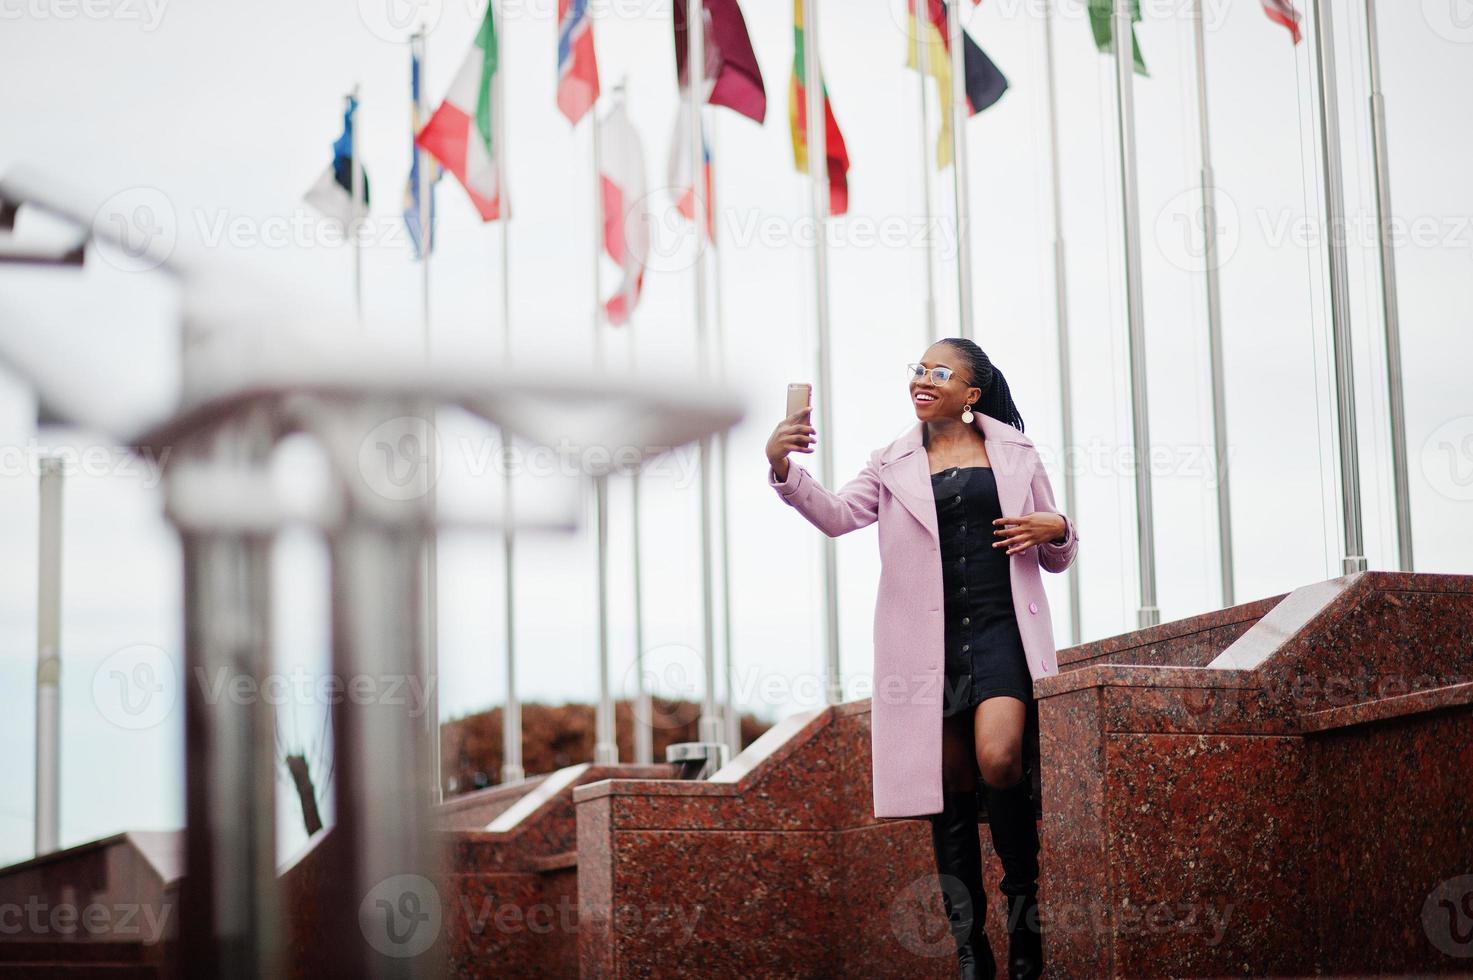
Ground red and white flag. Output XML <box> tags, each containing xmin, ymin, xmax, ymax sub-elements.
<box><xmin>1261</xmin><ymin>0</ymin><xmax>1302</xmax><ymax>44</ymax></box>
<box><xmin>557</xmin><ymin>0</ymin><xmax>600</xmax><ymax>123</ymax></box>
<box><xmin>415</xmin><ymin>5</ymin><xmax>505</xmax><ymax>221</ymax></box>
<box><xmin>665</xmin><ymin>97</ymin><xmax>714</xmax><ymax>241</ymax></box>
<box><xmin>598</xmin><ymin>99</ymin><xmax>649</xmax><ymax>325</ymax></box>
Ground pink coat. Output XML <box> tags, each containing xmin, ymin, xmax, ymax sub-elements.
<box><xmin>768</xmin><ymin>411</ymin><xmax>1080</xmax><ymax>819</ymax></box>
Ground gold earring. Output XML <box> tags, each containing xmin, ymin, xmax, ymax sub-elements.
<box><xmin>961</xmin><ymin>403</ymin><xmax>975</xmax><ymax>424</ymax></box>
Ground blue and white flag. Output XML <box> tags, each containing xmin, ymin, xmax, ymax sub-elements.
<box><xmin>404</xmin><ymin>35</ymin><xmax>443</xmax><ymax>259</ymax></box>
<box><xmin>303</xmin><ymin>95</ymin><xmax>370</xmax><ymax>229</ymax></box>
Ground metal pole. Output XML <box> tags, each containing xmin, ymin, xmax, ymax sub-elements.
<box><xmin>593</xmin><ymin>474</ymin><xmax>616</xmax><ymax>762</ymax></box>
<box><xmin>591</xmin><ymin>96</ymin><xmax>618</xmax><ymax>764</ymax></box>
<box><xmin>717</xmin><ymin>436</ymin><xmax>737</xmax><ymax>751</ymax></box>
<box><xmin>1040</xmin><ymin>0</ymin><xmax>1081</xmax><ymax>646</ymax></box>
<box><xmin>801</xmin><ymin>0</ymin><xmax>843</xmax><ymax>706</ymax></box>
<box><xmin>592</xmin><ymin>103</ymin><xmax>606</xmax><ymax>366</ymax></box>
<box><xmin>177</xmin><ymin>421</ymin><xmax>281</xmax><ymax>980</ymax></box>
<box><xmin>632</xmin><ymin>469</ymin><xmax>651</xmax><ymax>764</ymax></box>
<box><xmin>1310</xmin><ymin>0</ymin><xmax>1368</xmax><ymax>574</ymax></box>
<box><xmin>626</xmin><ymin>309</ymin><xmax>653</xmax><ymax>765</ymax></box>
<box><xmin>619</xmin><ymin>114</ymin><xmax>652</xmax><ymax>765</ymax></box>
<box><xmin>500</xmin><ymin>433</ymin><xmax>521</xmax><ymax>783</ymax></box>
<box><xmin>496</xmin><ymin>0</ymin><xmax>525</xmax><ymax>784</ymax></box>
<box><xmin>708</xmin><ymin>115</ymin><xmax>740</xmax><ymax>756</ymax></box>
<box><xmin>423</xmin><ymin>454</ymin><xmax>440</xmax><ymax>802</ymax></box>
<box><xmin>1364</xmin><ymin>0</ymin><xmax>1411</xmax><ymax>570</ymax></box>
<box><xmin>34</xmin><ymin>454</ymin><xmax>63</xmax><ymax>856</ymax></box>
<box><xmin>1189</xmin><ymin>0</ymin><xmax>1236</xmax><ymax>606</ymax></box>
<box><xmin>599</xmin><ymin>86</ymin><xmax>652</xmax><ymax>767</ymax></box>
<box><xmin>328</xmin><ymin>501</ymin><xmax>441</xmax><ymax>979</ymax></box>
<box><xmin>913</xmin><ymin>0</ymin><xmax>938</xmax><ymax>343</ymax></box>
<box><xmin>945</xmin><ymin>0</ymin><xmax>974</xmax><ymax>338</ymax></box>
<box><xmin>350</xmin><ymin>86</ymin><xmax>364</xmax><ymax>329</ymax></box>
<box><xmin>414</xmin><ymin>28</ymin><xmax>443</xmax><ymax>806</ymax></box>
<box><xmin>1111</xmin><ymin>0</ymin><xmax>1159</xmax><ymax>627</ymax></box>
<box><xmin>687</xmin><ymin>0</ymin><xmax>727</xmax><ymax>755</ymax></box>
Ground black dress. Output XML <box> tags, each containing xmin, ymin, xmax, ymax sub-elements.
<box><xmin>930</xmin><ymin>465</ymin><xmax>1034</xmax><ymax>717</ymax></box>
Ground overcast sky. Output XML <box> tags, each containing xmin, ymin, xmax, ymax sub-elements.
<box><xmin>1</xmin><ymin>0</ymin><xmax>1470</xmax><ymax>866</ymax></box>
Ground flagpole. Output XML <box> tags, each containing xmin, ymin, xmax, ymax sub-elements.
<box><xmin>708</xmin><ymin>113</ymin><xmax>740</xmax><ymax>757</ymax></box>
<box><xmin>34</xmin><ymin>454</ymin><xmax>63</xmax><ymax>856</ymax></box>
<box><xmin>349</xmin><ymin>84</ymin><xmax>365</xmax><ymax>329</ymax></box>
<box><xmin>614</xmin><ymin>80</ymin><xmax>637</xmax><ymax>326</ymax></box>
<box><xmin>606</xmin><ymin>81</ymin><xmax>653</xmax><ymax>768</ymax></box>
<box><xmin>1110</xmin><ymin>0</ymin><xmax>1159</xmax><ymax>627</ymax></box>
<box><xmin>801</xmin><ymin>0</ymin><xmax>843</xmax><ymax>706</ymax></box>
<box><xmin>495</xmin><ymin>0</ymin><xmax>526</xmax><ymax>786</ymax></box>
<box><xmin>686</xmin><ymin>0</ymin><xmax>728</xmax><ymax>759</ymax></box>
<box><xmin>413</xmin><ymin>28</ymin><xmax>443</xmax><ymax>804</ymax></box>
<box><xmin>591</xmin><ymin>94</ymin><xmax>618</xmax><ymax>765</ymax></box>
<box><xmin>1364</xmin><ymin>0</ymin><xmax>1411</xmax><ymax>570</ymax></box>
<box><xmin>1309</xmin><ymin>0</ymin><xmax>1367</xmax><ymax>575</ymax></box>
<box><xmin>1041</xmin><ymin>0</ymin><xmax>1081</xmax><ymax>645</ymax></box>
<box><xmin>592</xmin><ymin>104</ymin><xmax>607</xmax><ymax>368</ymax></box>
<box><xmin>1189</xmin><ymin>0</ymin><xmax>1235</xmax><ymax>607</ymax></box>
<box><xmin>945</xmin><ymin>0</ymin><xmax>974</xmax><ymax>337</ymax></box>
<box><xmin>631</xmin><ymin>415</ymin><xmax>652</xmax><ymax>764</ymax></box>
<box><xmin>913</xmin><ymin>0</ymin><xmax>938</xmax><ymax>343</ymax></box>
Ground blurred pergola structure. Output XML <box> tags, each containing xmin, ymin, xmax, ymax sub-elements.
<box><xmin>0</xmin><ymin>169</ymin><xmax>745</xmax><ymax>979</ymax></box>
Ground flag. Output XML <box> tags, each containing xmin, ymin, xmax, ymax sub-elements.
<box><xmin>1087</xmin><ymin>0</ymin><xmax>1148</xmax><ymax>77</ymax></box>
<box><xmin>905</xmin><ymin>0</ymin><xmax>1009</xmax><ymax>170</ymax></box>
<box><xmin>598</xmin><ymin>99</ymin><xmax>649</xmax><ymax>325</ymax></box>
<box><xmin>666</xmin><ymin>102</ymin><xmax>714</xmax><ymax>238</ymax></box>
<box><xmin>673</xmin><ymin>0</ymin><xmax>766</xmax><ymax>124</ymax></box>
<box><xmin>789</xmin><ymin>0</ymin><xmax>849</xmax><ymax>215</ymax></box>
<box><xmin>416</xmin><ymin>5</ymin><xmax>505</xmax><ymax>221</ymax></box>
<box><xmin>1261</xmin><ymin>0</ymin><xmax>1303</xmax><ymax>44</ymax></box>
<box><xmin>303</xmin><ymin>95</ymin><xmax>369</xmax><ymax>229</ymax></box>
<box><xmin>404</xmin><ymin>36</ymin><xmax>443</xmax><ymax>260</ymax></box>
<box><xmin>557</xmin><ymin>0</ymin><xmax>600</xmax><ymax>123</ymax></box>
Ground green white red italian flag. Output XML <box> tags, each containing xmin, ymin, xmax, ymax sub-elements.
<box><xmin>415</xmin><ymin>6</ymin><xmax>505</xmax><ymax>221</ymax></box>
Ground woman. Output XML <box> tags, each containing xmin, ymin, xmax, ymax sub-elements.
<box><xmin>764</xmin><ymin>338</ymin><xmax>1078</xmax><ymax>980</ymax></box>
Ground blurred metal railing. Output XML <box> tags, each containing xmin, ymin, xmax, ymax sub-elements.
<box><xmin>1</xmin><ymin>167</ymin><xmax>744</xmax><ymax>979</ymax></box>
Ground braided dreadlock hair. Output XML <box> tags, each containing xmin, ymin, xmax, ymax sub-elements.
<box><xmin>938</xmin><ymin>337</ymin><xmax>1025</xmax><ymax>433</ymax></box>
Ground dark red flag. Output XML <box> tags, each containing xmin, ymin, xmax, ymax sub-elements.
<box><xmin>673</xmin><ymin>0</ymin><xmax>767</xmax><ymax>124</ymax></box>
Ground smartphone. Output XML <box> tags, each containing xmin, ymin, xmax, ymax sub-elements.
<box><xmin>786</xmin><ymin>383</ymin><xmax>812</xmax><ymax>418</ymax></box>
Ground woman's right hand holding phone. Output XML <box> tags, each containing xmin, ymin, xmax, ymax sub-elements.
<box><xmin>766</xmin><ymin>406</ymin><xmax>816</xmax><ymax>483</ymax></box>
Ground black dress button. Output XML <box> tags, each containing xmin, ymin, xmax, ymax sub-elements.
<box><xmin>954</xmin><ymin>495</ymin><xmax>961</xmax><ymax>503</ymax></box>
<box><xmin>959</xmin><ymin>557</ymin><xmax>966</xmax><ymax>565</ymax></box>
<box><xmin>962</xmin><ymin>617</ymin><xmax>970</xmax><ymax>626</ymax></box>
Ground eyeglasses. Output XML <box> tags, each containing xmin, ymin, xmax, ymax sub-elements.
<box><xmin>907</xmin><ymin>363</ymin><xmax>960</xmax><ymax>385</ymax></box>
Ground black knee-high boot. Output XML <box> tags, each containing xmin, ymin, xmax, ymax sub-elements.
<box><xmin>928</xmin><ymin>789</ymin><xmax>997</xmax><ymax>980</ymax></box>
<box><xmin>982</xmin><ymin>773</ymin><xmax>1043</xmax><ymax>980</ymax></box>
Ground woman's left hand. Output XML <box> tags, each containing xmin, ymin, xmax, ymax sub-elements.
<box><xmin>992</xmin><ymin>512</ymin><xmax>1068</xmax><ymax>556</ymax></box>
